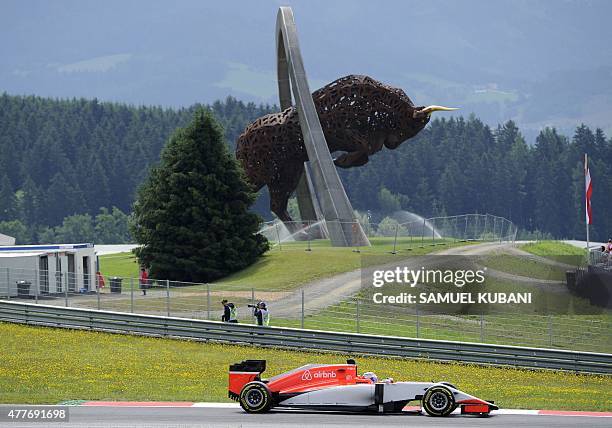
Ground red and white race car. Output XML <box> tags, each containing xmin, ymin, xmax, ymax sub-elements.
<box><xmin>229</xmin><ymin>359</ymin><xmax>497</xmax><ymax>416</ymax></box>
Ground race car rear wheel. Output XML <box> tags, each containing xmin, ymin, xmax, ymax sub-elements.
<box><xmin>239</xmin><ymin>381</ymin><xmax>272</xmax><ymax>413</ymax></box>
<box><xmin>422</xmin><ymin>385</ymin><xmax>455</xmax><ymax>417</ymax></box>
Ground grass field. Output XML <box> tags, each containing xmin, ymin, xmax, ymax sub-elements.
<box><xmin>98</xmin><ymin>237</ymin><xmax>468</xmax><ymax>290</ymax></box>
<box><xmin>1</xmin><ymin>323</ymin><xmax>610</xmax><ymax>410</ymax></box>
<box><xmin>481</xmin><ymin>254</ymin><xmax>567</xmax><ymax>281</ymax></box>
<box><xmin>521</xmin><ymin>241</ymin><xmax>586</xmax><ymax>263</ymax></box>
<box><xmin>96</xmin><ymin>251</ymin><xmax>141</xmax><ymax>279</ymax></box>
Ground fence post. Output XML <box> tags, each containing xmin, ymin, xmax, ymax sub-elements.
<box><xmin>301</xmin><ymin>289</ymin><xmax>305</xmax><ymax>329</ymax></box>
<box><xmin>275</xmin><ymin>223</ymin><xmax>282</xmax><ymax>251</ymax></box>
<box><xmin>6</xmin><ymin>267</ymin><xmax>10</xmax><ymax>300</ymax></box>
<box><xmin>351</xmin><ymin>221</ymin><xmax>361</xmax><ymax>254</ymax></box>
<box><xmin>480</xmin><ymin>313</ymin><xmax>485</xmax><ymax>342</ymax></box>
<box><xmin>548</xmin><ymin>315</ymin><xmax>553</xmax><ymax>347</ymax></box>
<box><xmin>35</xmin><ymin>269</ymin><xmax>39</xmax><ymax>304</ymax></box>
<box><xmin>484</xmin><ymin>215</ymin><xmax>488</xmax><ymax>239</ymax></box>
<box><xmin>64</xmin><ymin>273</ymin><xmax>68</xmax><ymax>307</ymax></box>
<box><xmin>405</xmin><ymin>222</ymin><xmax>411</xmax><ymax>249</ymax></box>
<box><xmin>130</xmin><ymin>277</ymin><xmax>134</xmax><ymax>313</ymax></box>
<box><xmin>251</xmin><ymin>287</ymin><xmax>256</xmax><ymax>325</ymax></box>
<box><xmin>464</xmin><ymin>215</ymin><xmax>468</xmax><ymax>240</ymax></box>
<box><xmin>493</xmin><ymin>217</ymin><xmax>498</xmax><ymax>241</ymax></box>
<box><xmin>166</xmin><ymin>279</ymin><xmax>170</xmax><ymax>317</ymax></box>
<box><xmin>206</xmin><ymin>284</ymin><xmax>211</xmax><ymax>320</ymax></box>
<box><xmin>431</xmin><ymin>218</ymin><xmax>435</xmax><ymax>245</ymax></box>
<box><xmin>97</xmin><ymin>274</ymin><xmax>100</xmax><ymax>310</ymax></box>
<box><xmin>306</xmin><ymin>220</ymin><xmax>312</xmax><ymax>252</ymax></box>
<box><xmin>391</xmin><ymin>223</ymin><xmax>398</xmax><ymax>254</ymax></box>
<box><xmin>420</xmin><ymin>218</ymin><xmax>425</xmax><ymax>248</ymax></box>
<box><xmin>356</xmin><ymin>297</ymin><xmax>360</xmax><ymax>333</ymax></box>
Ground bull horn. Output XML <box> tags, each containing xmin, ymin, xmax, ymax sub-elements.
<box><xmin>418</xmin><ymin>105</ymin><xmax>459</xmax><ymax>114</ymax></box>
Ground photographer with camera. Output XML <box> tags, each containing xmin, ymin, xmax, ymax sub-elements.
<box><xmin>249</xmin><ymin>301</ymin><xmax>270</xmax><ymax>326</ymax></box>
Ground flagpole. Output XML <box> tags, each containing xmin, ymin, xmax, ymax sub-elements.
<box><xmin>585</xmin><ymin>153</ymin><xmax>590</xmax><ymax>251</ymax></box>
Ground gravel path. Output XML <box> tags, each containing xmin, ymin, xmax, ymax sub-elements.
<box><xmin>268</xmin><ymin>241</ymin><xmax>517</xmax><ymax>318</ymax></box>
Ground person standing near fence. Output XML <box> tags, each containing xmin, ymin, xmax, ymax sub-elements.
<box><xmin>252</xmin><ymin>301</ymin><xmax>270</xmax><ymax>326</ymax></box>
<box><xmin>139</xmin><ymin>267</ymin><xmax>149</xmax><ymax>296</ymax></box>
<box><xmin>96</xmin><ymin>271</ymin><xmax>106</xmax><ymax>290</ymax></box>
<box><xmin>221</xmin><ymin>299</ymin><xmax>238</xmax><ymax>323</ymax></box>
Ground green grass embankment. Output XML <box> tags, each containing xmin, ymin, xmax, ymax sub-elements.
<box><xmin>1</xmin><ymin>323</ymin><xmax>610</xmax><ymax>410</ymax></box>
<box><xmin>98</xmin><ymin>237</ymin><xmax>468</xmax><ymax>291</ymax></box>
<box><xmin>521</xmin><ymin>240</ymin><xmax>586</xmax><ymax>263</ymax></box>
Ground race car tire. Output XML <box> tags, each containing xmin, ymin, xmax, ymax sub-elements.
<box><xmin>439</xmin><ymin>382</ymin><xmax>458</xmax><ymax>412</ymax></box>
<box><xmin>239</xmin><ymin>381</ymin><xmax>273</xmax><ymax>413</ymax></box>
<box><xmin>422</xmin><ymin>385</ymin><xmax>455</xmax><ymax>417</ymax></box>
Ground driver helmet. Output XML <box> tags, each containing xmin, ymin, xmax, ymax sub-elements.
<box><xmin>362</xmin><ymin>372</ymin><xmax>378</xmax><ymax>383</ymax></box>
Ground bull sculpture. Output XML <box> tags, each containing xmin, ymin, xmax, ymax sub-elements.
<box><xmin>236</xmin><ymin>74</ymin><xmax>455</xmax><ymax>224</ymax></box>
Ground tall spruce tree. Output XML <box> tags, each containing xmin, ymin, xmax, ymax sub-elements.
<box><xmin>131</xmin><ymin>109</ymin><xmax>268</xmax><ymax>282</ymax></box>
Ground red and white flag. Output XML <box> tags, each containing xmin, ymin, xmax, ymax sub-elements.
<box><xmin>585</xmin><ymin>154</ymin><xmax>593</xmax><ymax>225</ymax></box>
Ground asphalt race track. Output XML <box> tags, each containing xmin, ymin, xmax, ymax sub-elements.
<box><xmin>6</xmin><ymin>406</ymin><xmax>611</xmax><ymax>428</ymax></box>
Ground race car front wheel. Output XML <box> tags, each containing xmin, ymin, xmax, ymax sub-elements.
<box><xmin>239</xmin><ymin>381</ymin><xmax>272</xmax><ymax>413</ymax></box>
<box><xmin>422</xmin><ymin>385</ymin><xmax>455</xmax><ymax>417</ymax></box>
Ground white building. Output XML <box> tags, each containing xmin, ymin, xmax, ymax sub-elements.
<box><xmin>0</xmin><ymin>243</ymin><xmax>96</xmax><ymax>297</ymax></box>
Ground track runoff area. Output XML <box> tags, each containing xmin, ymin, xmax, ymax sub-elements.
<box><xmin>15</xmin><ymin>401</ymin><xmax>608</xmax><ymax>428</ymax></box>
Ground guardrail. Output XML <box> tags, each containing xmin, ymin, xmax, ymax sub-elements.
<box><xmin>1</xmin><ymin>301</ymin><xmax>610</xmax><ymax>375</ymax></box>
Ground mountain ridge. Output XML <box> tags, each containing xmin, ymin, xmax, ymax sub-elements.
<box><xmin>1</xmin><ymin>0</ymin><xmax>611</xmax><ymax>142</ymax></box>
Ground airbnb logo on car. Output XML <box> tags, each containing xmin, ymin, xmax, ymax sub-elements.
<box><xmin>301</xmin><ymin>370</ymin><xmax>336</xmax><ymax>381</ymax></box>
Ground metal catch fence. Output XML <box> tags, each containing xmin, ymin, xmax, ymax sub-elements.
<box><xmin>258</xmin><ymin>213</ymin><xmax>518</xmax><ymax>251</ymax></box>
<box><xmin>1</xmin><ymin>265</ymin><xmax>609</xmax><ymax>354</ymax></box>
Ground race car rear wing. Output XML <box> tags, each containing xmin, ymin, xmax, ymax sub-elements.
<box><xmin>229</xmin><ymin>360</ymin><xmax>267</xmax><ymax>400</ymax></box>
<box><xmin>230</xmin><ymin>360</ymin><xmax>266</xmax><ymax>374</ymax></box>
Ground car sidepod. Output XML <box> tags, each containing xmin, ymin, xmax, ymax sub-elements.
<box><xmin>278</xmin><ymin>384</ymin><xmax>376</xmax><ymax>411</ymax></box>
<box><xmin>277</xmin><ymin>382</ymin><xmax>427</xmax><ymax>413</ymax></box>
